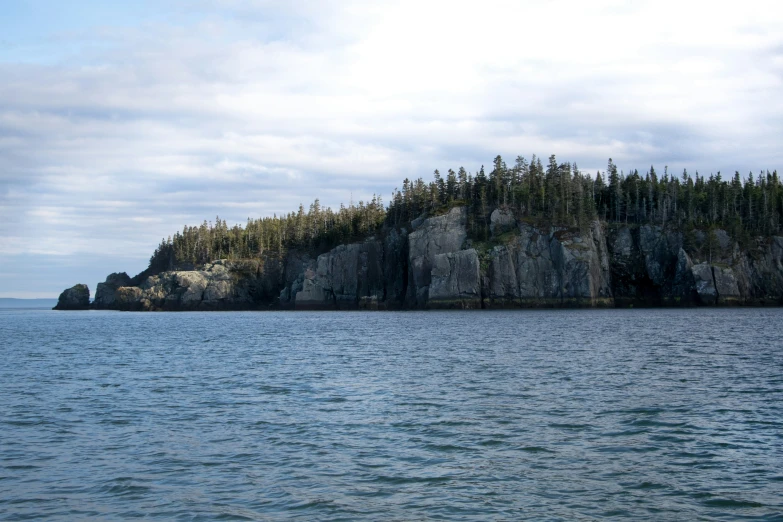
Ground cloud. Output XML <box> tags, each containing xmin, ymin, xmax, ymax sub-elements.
<box><xmin>0</xmin><ymin>0</ymin><xmax>782</xmax><ymax>295</ymax></box>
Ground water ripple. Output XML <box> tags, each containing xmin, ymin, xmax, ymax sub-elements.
<box><xmin>0</xmin><ymin>308</ymin><xmax>782</xmax><ymax>520</ymax></box>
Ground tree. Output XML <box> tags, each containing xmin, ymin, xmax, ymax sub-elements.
<box><xmin>433</xmin><ymin>170</ymin><xmax>445</xmax><ymax>205</ymax></box>
<box><xmin>146</xmin><ymin>152</ymin><xmax>781</xmax><ymax>279</ymax></box>
<box><xmin>607</xmin><ymin>158</ymin><xmax>621</xmax><ymax>222</ymax></box>
<box><xmin>446</xmin><ymin>169</ymin><xmax>458</xmax><ymax>202</ymax></box>
<box><xmin>706</xmin><ymin>227</ymin><xmax>719</xmax><ymax>263</ymax></box>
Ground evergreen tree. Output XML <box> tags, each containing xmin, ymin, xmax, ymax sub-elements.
<box><xmin>146</xmin><ymin>154</ymin><xmax>782</xmax><ymax>276</ymax></box>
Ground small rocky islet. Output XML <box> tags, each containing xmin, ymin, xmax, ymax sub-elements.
<box><xmin>52</xmin><ymin>284</ymin><xmax>90</xmax><ymax>310</ymax></box>
<box><xmin>55</xmin><ymin>206</ymin><xmax>783</xmax><ymax>311</ymax></box>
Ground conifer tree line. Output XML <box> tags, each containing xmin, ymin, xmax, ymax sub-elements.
<box><xmin>149</xmin><ymin>154</ymin><xmax>782</xmax><ymax>270</ymax></box>
<box><xmin>149</xmin><ymin>196</ymin><xmax>386</xmax><ymax>270</ymax></box>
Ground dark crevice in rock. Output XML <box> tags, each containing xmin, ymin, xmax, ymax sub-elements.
<box><xmin>711</xmin><ymin>265</ymin><xmax>720</xmax><ymax>302</ymax></box>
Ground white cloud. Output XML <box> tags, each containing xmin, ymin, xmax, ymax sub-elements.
<box><xmin>0</xmin><ymin>0</ymin><xmax>782</xmax><ymax>294</ymax></box>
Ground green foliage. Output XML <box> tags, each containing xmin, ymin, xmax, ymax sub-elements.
<box><xmin>150</xmin><ymin>196</ymin><xmax>386</xmax><ymax>270</ymax></box>
<box><xmin>149</xmin><ymin>154</ymin><xmax>782</xmax><ymax>274</ymax></box>
<box><xmin>387</xmin><ymin>154</ymin><xmax>599</xmax><ymax>240</ymax></box>
<box><xmin>387</xmin><ymin>156</ymin><xmax>781</xmax><ymax>244</ymax></box>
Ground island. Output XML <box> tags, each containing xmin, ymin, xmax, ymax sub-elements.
<box><xmin>55</xmin><ymin>155</ymin><xmax>783</xmax><ymax>311</ymax></box>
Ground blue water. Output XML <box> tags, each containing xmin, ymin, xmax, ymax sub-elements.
<box><xmin>1</xmin><ymin>308</ymin><xmax>782</xmax><ymax>520</ymax></box>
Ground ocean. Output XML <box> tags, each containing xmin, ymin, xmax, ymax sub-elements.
<box><xmin>1</xmin><ymin>308</ymin><xmax>781</xmax><ymax>520</ymax></box>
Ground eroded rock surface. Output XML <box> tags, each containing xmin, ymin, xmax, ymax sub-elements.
<box><xmin>93</xmin><ymin>272</ymin><xmax>131</xmax><ymax>309</ymax></box>
<box><xmin>428</xmin><ymin>249</ymin><xmax>481</xmax><ymax>308</ymax></box>
<box><xmin>291</xmin><ymin>240</ymin><xmax>385</xmax><ymax>310</ymax></box>
<box><xmin>609</xmin><ymin>226</ymin><xmax>689</xmax><ymax>305</ymax></box>
<box><xmin>486</xmin><ymin>221</ymin><xmax>613</xmax><ymax>307</ymax></box>
<box><xmin>407</xmin><ymin>207</ymin><xmax>468</xmax><ymax>307</ymax></box>
<box><xmin>78</xmin><ymin>207</ymin><xmax>783</xmax><ymax>311</ymax></box>
<box><xmin>691</xmin><ymin>263</ymin><xmax>717</xmax><ymax>305</ymax></box>
<box><xmin>106</xmin><ymin>259</ymin><xmax>279</xmax><ymax>311</ymax></box>
<box><xmin>53</xmin><ymin>284</ymin><xmax>90</xmax><ymax>310</ymax></box>
<box><xmin>490</xmin><ymin>208</ymin><xmax>516</xmax><ymax>236</ymax></box>
<box><xmin>607</xmin><ymin>225</ymin><xmax>783</xmax><ymax>306</ymax></box>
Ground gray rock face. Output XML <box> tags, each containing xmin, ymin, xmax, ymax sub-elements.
<box><xmin>486</xmin><ymin>221</ymin><xmax>613</xmax><ymax>307</ymax></box>
<box><xmin>690</xmin><ymin>262</ymin><xmax>742</xmax><ymax>305</ymax></box>
<box><xmin>54</xmin><ymin>284</ymin><xmax>90</xmax><ymax>310</ymax></box>
<box><xmin>383</xmin><ymin>228</ymin><xmax>408</xmax><ymax>308</ymax></box>
<box><xmin>132</xmin><ymin>270</ymin><xmax>207</xmax><ymax>310</ymax></box>
<box><xmin>277</xmin><ymin>229</ymin><xmax>406</xmax><ymax>311</ymax></box>
<box><xmin>694</xmin><ymin>228</ymin><xmax>740</xmax><ymax>266</ymax></box>
<box><xmin>279</xmin><ymin>255</ymin><xmax>314</xmax><ymax>308</ymax></box>
<box><xmin>294</xmin><ymin>240</ymin><xmax>384</xmax><ymax>309</ymax></box>
<box><xmin>639</xmin><ymin>225</ymin><xmax>682</xmax><ymax>286</ymax></box>
<box><xmin>713</xmin><ymin>266</ymin><xmax>741</xmax><ymax>304</ymax></box>
<box><xmin>691</xmin><ymin>263</ymin><xmax>717</xmax><ymax>305</ymax></box>
<box><xmin>106</xmin><ymin>259</ymin><xmax>278</xmax><ymax>311</ymax></box>
<box><xmin>771</xmin><ymin>236</ymin><xmax>783</xmax><ymax>262</ymax></box>
<box><xmin>428</xmin><ymin>249</ymin><xmax>481</xmax><ymax>308</ymax></box>
<box><xmin>407</xmin><ymin>207</ymin><xmax>468</xmax><ymax>307</ymax></box>
<box><xmin>742</xmin><ymin>236</ymin><xmax>783</xmax><ymax>303</ymax></box>
<box><xmin>488</xmin><ymin>244</ymin><xmax>518</xmax><ymax>304</ymax></box>
<box><xmin>490</xmin><ymin>209</ymin><xmax>516</xmax><ymax>236</ymax></box>
<box><xmin>608</xmin><ymin>225</ymin><xmax>687</xmax><ymax>305</ymax></box>
<box><xmin>87</xmin><ymin>206</ymin><xmax>783</xmax><ymax>311</ymax></box>
<box><xmin>115</xmin><ymin>286</ymin><xmax>143</xmax><ymax>310</ymax></box>
<box><xmin>607</xmin><ymin>226</ymin><xmax>783</xmax><ymax>305</ymax></box>
<box><xmin>139</xmin><ymin>266</ymin><xmax>229</xmax><ymax>310</ymax></box>
<box><xmin>295</xmin><ymin>277</ymin><xmax>330</xmax><ymax>308</ymax></box>
<box><xmin>671</xmin><ymin>248</ymin><xmax>697</xmax><ymax>304</ymax></box>
<box><xmin>612</xmin><ymin>227</ymin><xmax>634</xmax><ymax>258</ymax></box>
<box><xmin>715</xmin><ymin>229</ymin><xmax>732</xmax><ymax>251</ymax></box>
<box><xmin>93</xmin><ymin>272</ymin><xmax>131</xmax><ymax>309</ymax></box>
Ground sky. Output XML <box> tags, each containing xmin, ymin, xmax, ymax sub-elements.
<box><xmin>1</xmin><ymin>0</ymin><xmax>782</xmax><ymax>298</ymax></box>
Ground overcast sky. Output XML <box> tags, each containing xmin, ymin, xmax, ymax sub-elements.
<box><xmin>1</xmin><ymin>0</ymin><xmax>782</xmax><ymax>297</ymax></box>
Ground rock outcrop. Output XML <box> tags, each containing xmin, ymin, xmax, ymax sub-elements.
<box><xmin>485</xmin><ymin>220</ymin><xmax>613</xmax><ymax>307</ymax></box>
<box><xmin>53</xmin><ymin>284</ymin><xmax>90</xmax><ymax>310</ymax></box>
<box><xmin>291</xmin><ymin>239</ymin><xmax>385</xmax><ymax>310</ymax></box>
<box><xmin>93</xmin><ymin>272</ymin><xmax>132</xmax><ymax>309</ymax></box>
<box><xmin>609</xmin><ymin>225</ymin><xmax>684</xmax><ymax>305</ymax></box>
<box><xmin>275</xmin><ymin>209</ymin><xmax>472</xmax><ymax>310</ymax></box>
<box><xmin>105</xmin><ymin>259</ymin><xmax>281</xmax><ymax>311</ymax></box>
<box><xmin>691</xmin><ymin>263</ymin><xmax>718</xmax><ymax>305</ymax></box>
<box><xmin>276</xmin><ymin>230</ymin><xmax>412</xmax><ymax>311</ymax></box>
<box><xmin>428</xmin><ymin>249</ymin><xmax>482</xmax><ymax>308</ymax></box>
<box><xmin>750</xmin><ymin>236</ymin><xmax>783</xmax><ymax>303</ymax></box>
<box><xmin>490</xmin><ymin>208</ymin><xmax>516</xmax><ymax>236</ymax></box>
<box><xmin>607</xmin><ymin>224</ymin><xmax>783</xmax><ymax>306</ymax></box>
<box><xmin>671</xmin><ymin>248</ymin><xmax>698</xmax><ymax>304</ymax></box>
<box><xmin>382</xmin><ymin>228</ymin><xmax>409</xmax><ymax>308</ymax></box>
<box><xmin>55</xmin><ymin>206</ymin><xmax>783</xmax><ymax>312</ymax></box>
<box><xmin>407</xmin><ymin>207</ymin><xmax>468</xmax><ymax>307</ymax></box>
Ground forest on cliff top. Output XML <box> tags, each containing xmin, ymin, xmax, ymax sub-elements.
<box><xmin>147</xmin><ymin>155</ymin><xmax>782</xmax><ymax>273</ymax></box>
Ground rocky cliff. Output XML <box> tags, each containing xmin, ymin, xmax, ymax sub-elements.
<box><xmin>94</xmin><ymin>259</ymin><xmax>281</xmax><ymax>311</ymax></box>
<box><xmin>608</xmin><ymin>225</ymin><xmax>783</xmax><ymax>306</ymax></box>
<box><xmin>406</xmin><ymin>207</ymin><xmax>469</xmax><ymax>307</ymax></box>
<box><xmin>93</xmin><ymin>272</ymin><xmax>132</xmax><ymax>309</ymax></box>
<box><xmin>57</xmin><ymin>206</ymin><xmax>783</xmax><ymax>311</ymax></box>
<box><xmin>484</xmin><ymin>217</ymin><xmax>612</xmax><ymax>308</ymax></box>
<box><xmin>53</xmin><ymin>284</ymin><xmax>90</xmax><ymax>310</ymax></box>
<box><xmin>279</xmin><ymin>239</ymin><xmax>387</xmax><ymax>310</ymax></box>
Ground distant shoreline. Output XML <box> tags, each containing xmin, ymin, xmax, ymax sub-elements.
<box><xmin>0</xmin><ymin>298</ymin><xmax>58</xmax><ymax>309</ymax></box>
